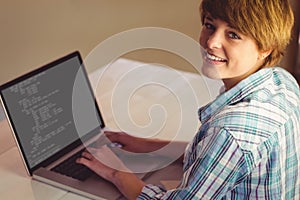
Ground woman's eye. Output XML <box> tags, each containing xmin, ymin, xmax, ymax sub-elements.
<box><xmin>204</xmin><ymin>22</ymin><xmax>214</xmax><ymax>30</ymax></box>
<box><xmin>228</xmin><ymin>32</ymin><xmax>241</xmax><ymax>39</ymax></box>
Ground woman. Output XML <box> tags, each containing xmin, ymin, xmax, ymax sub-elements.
<box><xmin>77</xmin><ymin>0</ymin><xmax>300</xmax><ymax>199</ymax></box>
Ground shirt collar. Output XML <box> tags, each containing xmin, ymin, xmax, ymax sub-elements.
<box><xmin>199</xmin><ymin>68</ymin><xmax>273</xmax><ymax>124</ymax></box>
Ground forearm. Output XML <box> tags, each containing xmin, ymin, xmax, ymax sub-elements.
<box><xmin>144</xmin><ymin>138</ymin><xmax>188</xmax><ymax>160</ymax></box>
<box><xmin>111</xmin><ymin>171</ymin><xmax>146</xmax><ymax>200</ymax></box>
<box><xmin>108</xmin><ymin>139</ymin><xmax>186</xmax><ymax>199</ymax></box>
<box><xmin>104</xmin><ymin>131</ymin><xmax>188</xmax><ymax>162</ymax></box>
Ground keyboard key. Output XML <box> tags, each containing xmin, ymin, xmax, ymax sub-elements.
<box><xmin>51</xmin><ymin>149</ymin><xmax>94</xmax><ymax>181</ymax></box>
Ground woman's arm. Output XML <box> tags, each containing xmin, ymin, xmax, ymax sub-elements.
<box><xmin>104</xmin><ymin>131</ymin><xmax>188</xmax><ymax>161</ymax></box>
<box><xmin>77</xmin><ymin>132</ymin><xmax>188</xmax><ymax>199</ymax></box>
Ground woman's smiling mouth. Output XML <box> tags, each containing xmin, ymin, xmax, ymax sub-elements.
<box><xmin>206</xmin><ymin>52</ymin><xmax>227</xmax><ymax>64</ymax></box>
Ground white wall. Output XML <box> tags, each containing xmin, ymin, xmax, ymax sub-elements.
<box><xmin>0</xmin><ymin>0</ymin><xmax>201</xmax><ymax>85</ymax></box>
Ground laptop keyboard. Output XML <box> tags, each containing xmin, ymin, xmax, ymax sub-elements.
<box><xmin>51</xmin><ymin>149</ymin><xmax>94</xmax><ymax>181</ymax></box>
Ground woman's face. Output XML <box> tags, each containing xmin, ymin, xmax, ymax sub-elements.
<box><xmin>199</xmin><ymin>14</ymin><xmax>267</xmax><ymax>90</ymax></box>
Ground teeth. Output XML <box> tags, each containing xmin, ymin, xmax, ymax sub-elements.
<box><xmin>207</xmin><ymin>53</ymin><xmax>226</xmax><ymax>62</ymax></box>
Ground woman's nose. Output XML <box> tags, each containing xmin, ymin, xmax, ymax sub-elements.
<box><xmin>206</xmin><ymin>32</ymin><xmax>223</xmax><ymax>49</ymax></box>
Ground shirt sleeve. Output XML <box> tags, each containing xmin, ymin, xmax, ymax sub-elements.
<box><xmin>137</xmin><ymin>128</ymin><xmax>251</xmax><ymax>199</ymax></box>
<box><xmin>137</xmin><ymin>184</ymin><xmax>167</xmax><ymax>200</ymax></box>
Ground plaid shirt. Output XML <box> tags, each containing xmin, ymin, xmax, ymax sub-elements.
<box><xmin>138</xmin><ymin>67</ymin><xmax>300</xmax><ymax>199</ymax></box>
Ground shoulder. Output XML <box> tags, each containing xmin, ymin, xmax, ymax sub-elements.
<box><xmin>193</xmin><ymin>125</ymin><xmax>266</xmax><ymax>172</ymax></box>
<box><xmin>212</xmin><ymin>67</ymin><xmax>300</xmax><ymax>132</ymax></box>
<box><xmin>196</xmin><ymin>67</ymin><xmax>300</xmax><ymax>170</ymax></box>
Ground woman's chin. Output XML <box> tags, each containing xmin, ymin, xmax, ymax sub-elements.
<box><xmin>201</xmin><ymin>63</ymin><xmax>223</xmax><ymax>80</ymax></box>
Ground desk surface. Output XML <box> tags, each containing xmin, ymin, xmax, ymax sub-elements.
<box><xmin>0</xmin><ymin>58</ymin><xmax>222</xmax><ymax>200</ymax></box>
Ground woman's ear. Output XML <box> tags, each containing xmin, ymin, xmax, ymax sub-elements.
<box><xmin>259</xmin><ymin>49</ymin><xmax>273</xmax><ymax>60</ymax></box>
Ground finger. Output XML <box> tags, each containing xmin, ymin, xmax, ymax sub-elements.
<box><xmin>104</xmin><ymin>131</ymin><xmax>122</xmax><ymax>141</ymax></box>
<box><xmin>85</xmin><ymin>147</ymin><xmax>108</xmax><ymax>160</ymax></box>
<box><xmin>104</xmin><ymin>131</ymin><xmax>121</xmax><ymax>136</ymax></box>
<box><xmin>81</xmin><ymin>151</ymin><xmax>94</xmax><ymax>160</ymax></box>
<box><xmin>84</xmin><ymin>149</ymin><xmax>99</xmax><ymax>159</ymax></box>
<box><xmin>77</xmin><ymin>156</ymin><xmax>122</xmax><ymax>181</ymax></box>
<box><xmin>76</xmin><ymin>157</ymin><xmax>93</xmax><ymax>168</ymax></box>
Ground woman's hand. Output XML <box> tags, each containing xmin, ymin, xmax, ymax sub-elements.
<box><xmin>104</xmin><ymin>131</ymin><xmax>187</xmax><ymax>161</ymax></box>
<box><xmin>76</xmin><ymin>145</ymin><xmax>146</xmax><ymax>200</ymax></box>
<box><xmin>76</xmin><ymin>145</ymin><xmax>130</xmax><ymax>180</ymax></box>
<box><xmin>104</xmin><ymin>131</ymin><xmax>161</xmax><ymax>153</ymax></box>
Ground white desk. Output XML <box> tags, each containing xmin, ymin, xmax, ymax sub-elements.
<box><xmin>0</xmin><ymin>58</ymin><xmax>222</xmax><ymax>200</ymax></box>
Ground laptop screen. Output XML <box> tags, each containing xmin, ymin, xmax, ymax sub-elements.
<box><xmin>0</xmin><ymin>51</ymin><xmax>105</xmax><ymax>171</ymax></box>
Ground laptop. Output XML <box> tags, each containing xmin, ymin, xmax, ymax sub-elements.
<box><xmin>0</xmin><ymin>51</ymin><xmax>183</xmax><ymax>199</ymax></box>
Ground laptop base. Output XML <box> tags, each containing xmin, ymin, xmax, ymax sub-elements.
<box><xmin>33</xmin><ymin>159</ymin><xmax>183</xmax><ymax>200</ymax></box>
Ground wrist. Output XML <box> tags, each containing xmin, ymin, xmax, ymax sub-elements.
<box><xmin>111</xmin><ymin>170</ymin><xmax>133</xmax><ymax>186</ymax></box>
<box><xmin>110</xmin><ymin>170</ymin><xmax>146</xmax><ymax>200</ymax></box>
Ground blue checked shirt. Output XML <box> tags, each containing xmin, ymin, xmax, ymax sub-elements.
<box><xmin>138</xmin><ymin>67</ymin><xmax>300</xmax><ymax>199</ymax></box>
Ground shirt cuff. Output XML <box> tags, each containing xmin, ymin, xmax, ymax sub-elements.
<box><xmin>137</xmin><ymin>184</ymin><xmax>166</xmax><ymax>199</ymax></box>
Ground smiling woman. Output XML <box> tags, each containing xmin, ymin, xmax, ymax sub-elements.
<box><xmin>199</xmin><ymin>16</ymin><xmax>269</xmax><ymax>88</ymax></box>
<box><xmin>74</xmin><ymin>0</ymin><xmax>300</xmax><ymax>199</ymax></box>
<box><xmin>200</xmin><ymin>0</ymin><xmax>294</xmax><ymax>69</ymax></box>
<box><xmin>198</xmin><ymin>0</ymin><xmax>294</xmax><ymax>90</ymax></box>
